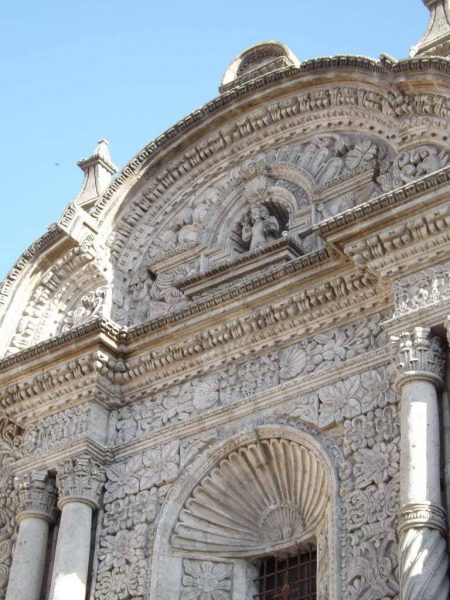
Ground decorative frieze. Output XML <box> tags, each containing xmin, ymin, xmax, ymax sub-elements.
<box><xmin>393</xmin><ymin>261</ymin><xmax>450</xmax><ymax>316</ymax></box>
<box><xmin>109</xmin><ymin>314</ymin><xmax>387</xmax><ymax>445</ymax></box>
<box><xmin>22</xmin><ymin>403</ymin><xmax>109</xmax><ymax>455</ymax></box>
<box><xmin>56</xmin><ymin>455</ymin><xmax>105</xmax><ymax>509</ymax></box>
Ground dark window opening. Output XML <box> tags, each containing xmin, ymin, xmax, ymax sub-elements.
<box><xmin>254</xmin><ymin>547</ymin><xmax>317</xmax><ymax>600</ymax></box>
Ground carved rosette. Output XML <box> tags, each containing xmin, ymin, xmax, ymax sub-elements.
<box><xmin>15</xmin><ymin>470</ymin><xmax>57</xmax><ymax>523</ymax></box>
<box><xmin>390</xmin><ymin>327</ymin><xmax>445</xmax><ymax>388</ymax></box>
<box><xmin>56</xmin><ymin>455</ymin><xmax>105</xmax><ymax>509</ymax></box>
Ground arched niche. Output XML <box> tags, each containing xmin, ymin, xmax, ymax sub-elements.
<box><xmin>149</xmin><ymin>425</ymin><xmax>340</xmax><ymax>600</ymax></box>
<box><xmin>5</xmin><ymin>253</ymin><xmax>109</xmax><ymax>354</ymax></box>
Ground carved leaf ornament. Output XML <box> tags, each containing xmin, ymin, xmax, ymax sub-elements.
<box><xmin>171</xmin><ymin>438</ymin><xmax>330</xmax><ymax>556</ymax></box>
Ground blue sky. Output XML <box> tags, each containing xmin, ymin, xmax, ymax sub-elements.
<box><xmin>0</xmin><ymin>0</ymin><xmax>428</xmax><ymax>280</ymax></box>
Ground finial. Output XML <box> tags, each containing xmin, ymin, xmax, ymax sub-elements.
<box><xmin>219</xmin><ymin>41</ymin><xmax>299</xmax><ymax>94</ymax></box>
<box><xmin>410</xmin><ymin>0</ymin><xmax>450</xmax><ymax>57</ymax></box>
<box><xmin>75</xmin><ymin>139</ymin><xmax>117</xmax><ymax>208</ymax></box>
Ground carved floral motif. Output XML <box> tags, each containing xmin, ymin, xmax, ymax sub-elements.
<box><xmin>104</xmin><ymin>441</ymin><xmax>180</xmax><ymax>504</ymax></box>
<box><xmin>181</xmin><ymin>560</ymin><xmax>233</xmax><ymax>600</ymax></box>
<box><xmin>341</xmin><ymin>397</ymin><xmax>401</xmax><ymax>598</ymax></box>
<box><xmin>94</xmin><ymin>474</ymin><xmax>167</xmax><ymax>600</ymax></box>
<box><xmin>0</xmin><ymin>420</ymin><xmax>22</xmax><ymax>600</ymax></box>
<box><xmin>110</xmin><ymin>314</ymin><xmax>386</xmax><ymax>445</ymax></box>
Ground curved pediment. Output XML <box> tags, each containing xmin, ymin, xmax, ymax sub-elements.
<box><xmin>0</xmin><ymin>48</ymin><xmax>449</xmax><ymax>354</ymax></box>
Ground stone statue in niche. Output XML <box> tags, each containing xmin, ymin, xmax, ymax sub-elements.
<box><xmin>241</xmin><ymin>204</ymin><xmax>280</xmax><ymax>250</ymax></box>
<box><xmin>61</xmin><ymin>287</ymin><xmax>106</xmax><ymax>332</ymax></box>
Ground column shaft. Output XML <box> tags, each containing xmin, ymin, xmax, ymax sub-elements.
<box><xmin>49</xmin><ymin>502</ymin><xmax>93</xmax><ymax>600</ymax></box>
<box><xmin>5</xmin><ymin>516</ymin><xmax>50</xmax><ymax>600</ymax></box>
<box><xmin>401</xmin><ymin>379</ymin><xmax>441</xmax><ymax>505</ymax></box>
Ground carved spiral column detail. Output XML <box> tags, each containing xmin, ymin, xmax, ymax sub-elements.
<box><xmin>390</xmin><ymin>327</ymin><xmax>449</xmax><ymax>600</ymax></box>
<box><xmin>399</xmin><ymin>526</ymin><xmax>448</xmax><ymax>600</ymax></box>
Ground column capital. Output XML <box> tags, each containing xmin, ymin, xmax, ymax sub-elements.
<box><xmin>56</xmin><ymin>455</ymin><xmax>105</xmax><ymax>510</ymax></box>
<box><xmin>15</xmin><ymin>469</ymin><xmax>57</xmax><ymax>523</ymax></box>
<box><xmin>390</xmin><ymin>327</ymin><xmax>445</xmax><ymax>388</ymax></box>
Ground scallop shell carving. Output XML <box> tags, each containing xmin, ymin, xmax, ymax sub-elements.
<box><xmin>171</xmin><ymin>438</ymin><xmax>330</xmax><ymax>556</ymax></box>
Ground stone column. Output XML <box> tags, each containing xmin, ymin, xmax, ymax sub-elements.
<box><xmin>49</xmin><ymin>455</ymin><xmax>105</xmax><ymax>600</ymax></box>
<box><xmin>391</xmin><ymin>327</ymin><xmax>449</xmax><ymax>600</ymax></box>
<box><xmin>6</xmin><ymin>470</ymin><xmax>57</xmax><ymax>600</ymax></box>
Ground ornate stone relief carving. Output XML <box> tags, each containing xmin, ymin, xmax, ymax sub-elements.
<box><xmin>104</xmin><ymin>441</ymin><xmax>180</xmax><ymax>504</ymax></box>
<box><xmin>94</xmin><ymin>487</ymin><xmax>163</xmax><ymax>600</ymax></box>
<box><xmin>6</xmin><ymin>249</ymin><xmax>104</xmax><ymax>354</ymax></box>
<box><xmin>0</xmin><ymin>420</ymin><xmax>22</xmax><ymax>600</ymax></box>
<box><xmin>56</xmin><ymin>455</ymin><xmax>105</xmax><ymax>508</ymax></box>
<box><xmin>15</xmin><ymin>470</ymin><xmax>57</xmax><ymax>520</ymax></box>
<box><xmin>105</xmin><ymin>131</ymin><xmax>396</xmax><ymax>328</ymax></box>
<box><xmin>386</xmin><ymin>144</ymin><xmax>450</xmax><ymax>190</ymax></box>
<box><xmin>340</xmin><ymin>400</ymin><xmax>401</xmax><ymax>598</ymax></box>
<box><xmin>239</xmin><ymin>203</ymin><xmax>281</xmax><ymax>251</ymax></box>
<box><xmin>93</xmin><ymin>444</ymin><xmax>177</xmax><ymax>600</ymax></box>
<box><xmin>318</xmin><ymin>367</ymin><xmax>396</xmax><ymax>429</ymax></box>
<box><xmin>393</xmin><ymin>260</ymin><xmax>450</xmax><ymax>316</ymax></box>
<box><xmin>109</xmin><ymin>314</ymin><xmax>386</xmax><ymax>445</ymax></box>
<box><xmin>60</xmin><ymin>286</ymin><xmax>107</xmax><ymax>333</ymax></box>
<box><xmin>171</xmin><ymin>438</ymin><xmax>330</xmax><ymax>555</ymax></box>
<box><xmin>181</xmin><ymin>560</ymin><xmax>233</xmax><ymax>600</ymax></box>
<box><xmin>22</xmin><ymin>403</ymin><xmax>108</xmax><ymax>455</ymax></box>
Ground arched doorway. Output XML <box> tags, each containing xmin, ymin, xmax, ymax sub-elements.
<box><xmin>149</xmin><ymin>426</ymin><xmax>340</xmax><ymax>599</ymax></box>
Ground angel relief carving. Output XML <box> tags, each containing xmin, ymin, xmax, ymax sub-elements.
<box><xmin>112</xmin><ymin>267</ymin><xmax>189</xmax><ymax>326</ymax></box>
<box><xmin>60</xmin><ymin>287</ymin><xmax>107</xmax><ymax>332</ymax></box>
<box><xmin>146</xmin><ymin>189</ymin><xmax>219</xmax><ymax>262</ymax></box>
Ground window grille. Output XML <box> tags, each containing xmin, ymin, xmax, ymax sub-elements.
<box><xmin>254</xmin><ymin>547</ymin><xmax>317</xmax><ymax>600</ymax></box>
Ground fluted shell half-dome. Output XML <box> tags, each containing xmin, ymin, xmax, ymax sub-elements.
<box><xmin>171</xmin><ymin>438</ymin><xmax>330</xmax><ymax>556</ymax></box>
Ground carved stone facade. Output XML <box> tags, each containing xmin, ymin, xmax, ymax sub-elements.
<box><xmin>0</xmin><ymin>4</ymin><xmax>450</xmax><ymax>599</ymax></box>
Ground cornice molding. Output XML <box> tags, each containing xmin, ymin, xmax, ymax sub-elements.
<box><xmin>314</xmin><ymin>166</ymin><xmax>450</xmax><ymax>237</ymax></box>
<box><xmin>0</xmin><ymin>269</ymin><xmax>389</xmax><ymax>421</ymax></box>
